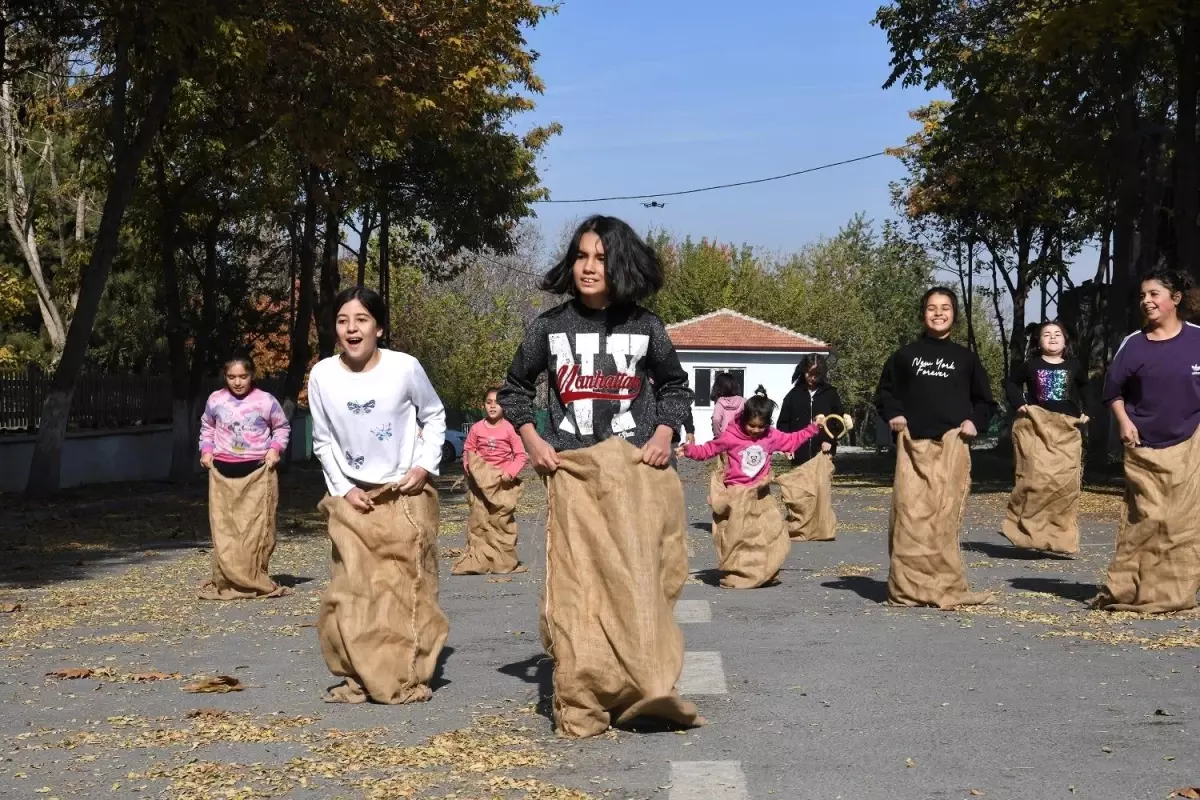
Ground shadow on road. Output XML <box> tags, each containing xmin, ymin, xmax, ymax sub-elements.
<box><xmin>431</xmin><ymin>645</ymin><xmax>456</xmax><ymax>690</ymax></box>
<box><xmin>1008</xmin><ymin>577</ymin><xmax>1099</xmax><ymax>604</ymax></box>
<box><xmin>498</xmin><ymin>652</ymin><xmax>554</xmax><ymax>721</ymax></box>
<box><xmin>963</xmin><ymin>539</ymin><xmax>1076</xmax><ymax>561</ymax></box>
<box><xmin>821</xmin><ymin>575</ymin><xmax>888</xmax><ymax>603</ymax></box>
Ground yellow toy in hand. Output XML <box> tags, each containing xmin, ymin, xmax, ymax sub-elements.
<box><xmin>814</xmin><ymin>413</ymin><xmax>854</xmax><ymax>441</ymax></box>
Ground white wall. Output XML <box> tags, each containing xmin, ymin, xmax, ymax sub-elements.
<box><xmin>679</xmin><ymin>350</ymin><xmax>817</xmax><ymax>443</ymax></box>
<box><xmin>0</xmin><ymin>413</ymin><xmax>312</xmax><ymax>493</ymax></box>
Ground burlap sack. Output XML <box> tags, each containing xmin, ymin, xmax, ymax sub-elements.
<box><xmin>1002</xmin><ymin>407</ymin><xmax>1083</xmax><ymax>554</ymax></box>
<box><xmin>888</xmin><ymin>429</ymin><xmax>993</xmax><ymax>609</ymax></box>
<box><xmin>318</xmin><ymin>482</ymin><xmax>449</xmax><ymax>704</ymax></box>
<box><xmin>709</xmin><ymin>471</ymin><xmax>790</xmax><ymax>589</ymax></box>
<box><xmin>198</xmin><ymin>466</ymin><xmax>286</xmax><ymax>600</ymax></box>
<box><xmin>1091</xmin><ymin>428</ymin><xmax>1200</xmax><ymax>613</ymax></box>
<box><xmin>453</xmin><ymin>453</ymin><xmax>525</xmax><ymax>575</ymax></box>
<box><xmin>541</xmin><ymin>437</ymin><xmax>702</xmax><ymax>738</ymax></box>
<box><xmin>776</xmin><ymin>453</ymin><xmax>837</xmax><ymax>542</ymax></box>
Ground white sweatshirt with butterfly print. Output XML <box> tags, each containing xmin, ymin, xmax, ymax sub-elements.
<box><xmin>307</xmin><ymin>349</ymin><xmax>446</xmax><ymax>496</ymax></box>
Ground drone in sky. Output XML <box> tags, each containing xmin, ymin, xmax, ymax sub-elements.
<box><xmin>642</xmin><ymin>200</ymin><xmax>667</xmax><ymax>208</ymax></box>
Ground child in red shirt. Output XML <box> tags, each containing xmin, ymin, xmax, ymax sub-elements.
<box><xmin>464</xmin><ymin>388</ymin><xmax>527</xmax><ymax>480</ymax></box>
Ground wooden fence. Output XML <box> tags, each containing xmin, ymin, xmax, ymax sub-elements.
<box><xmin>0</xmin><ymin>368</ymin><xmax>290</xmax><ymax>432</ymax></box>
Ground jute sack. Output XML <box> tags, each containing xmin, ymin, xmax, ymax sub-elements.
<box><xmin>199</xmin><ymin>465</ymin><xmax>287</xmax><ymax>600</ymax></box>
<box><xmin>710</xmin><ymin>471</ymin><xmax>789</xmax><ymax>589</ymax></box>
<box><xmin>888</xmin><ymin>429</ymin><xmax>993</xmax><ymax>609</ymax></box>
<box><xmin>776</xmin><ymin>453</ymin><xmax>837</xmax><ymax>542</ymax></box>
<box><xmin>541</xmin><ymin>437</ymin><xmax>702</xmax><ymax>738</ymax></box>
<box><xmin>1091</xmin><ymin>427</ymin><xmax>1200</xmax><ymax>613</ymax></box>
<box><xmin>318</xmin><ymin>482</ymin><xmax>449</xmax><ymax>704</ymax></box>
<box><xmin>1002</xmin><ymin>406</ymin><xmax>1083</xmax><ymax>554</ymax></box>
<box><xmin>452</xmin><ymin>453</ymin><xmax>524</xmax><ymax>575</ymax></box>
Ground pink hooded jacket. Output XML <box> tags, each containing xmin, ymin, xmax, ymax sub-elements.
<box><xmin>711</xmin><ymin>396</ymin><xmax>746</xmax><ymax>438</ymax></box>
<box><xmin>683</xmin><ymin>421</ymin><xmax>820</xmax><ymax>486</ymax></box>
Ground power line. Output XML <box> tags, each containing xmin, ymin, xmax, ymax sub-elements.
<box><xmin>532</xmin><ymin>151</ymin><xmax>890</xmax><ymax>204</ymax></box>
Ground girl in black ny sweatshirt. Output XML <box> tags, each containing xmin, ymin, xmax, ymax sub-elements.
<box><xmin>875</xmin><ymin>291</ymin><xmax>997</xmax><ymax>441</ymax></box>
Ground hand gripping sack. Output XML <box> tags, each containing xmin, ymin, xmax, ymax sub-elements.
<box><xmin>1092</xmin><ymin>428</ymin><xmax>1200</xmax><ymax>613</ymax></box>
<box><xmin>887</xmin><ymin>429</ymin><xmax>993</xmax><ymax>609</ymax></box>
<box><xmin>541</xmin><ymin>438</ymin><xmax>702</xmax><ymax>738</ymax></box>
<box><xmin>453</xmin><ymin>453</ymin><xmax>525</xmax><ymax>575</ymax></box>
<box><xmin>709</xmin><ymin>471</ymin><xmax>790</xmax><ymax>589</ymax></box>
<box><xmin>1002</xmin><ymin>406</ymin><xmax>1083</xmax><ymax>554</ymax></box>
<box><xmin>199</xmin><ymin>465</ymin><xmax>287</xmax><ymax>600</ymax></box>
<box><xmin>318</xmin><ymin>483</ymin><xmax>449</xmax><ymax>704</ymax></box>
<box><xmin>776</xmin><ymin>453</ymin><xmax>837</xmax><ymax>542</ymax></box>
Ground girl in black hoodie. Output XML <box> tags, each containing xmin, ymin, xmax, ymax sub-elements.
<box><xmin>778</xmin><ymin>354</ymin><xmax>844</xmax><ymax>465</ymax></box>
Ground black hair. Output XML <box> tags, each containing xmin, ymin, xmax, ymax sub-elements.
<box><xmin>791</xmin><ymin>354</ymin><xmax>827</xmax><ymax>385</ymax></box>
<box><xmin>1141</xmin><ymin>268</ymin><xmax>1195</xmax><ymax>319</ymax></box>
<box><xmin>740</xmin><ymin>394</ymin><xmax>777</xmax><ymax>431</ymax></box>
<box><xmin>539</xmin><ymin>215</ymin><xmax>663</xmax><ymax>305</ymax></box>
<box><xmin>754</xmin><ymin>384</ymin><xmax>768</xmax><ymax>397</ymax></box>
<box><xmin>920</xmin><ymin>286</ymin><xmax>959</xmax><ymax>324</ymax></box>
<box><xmin>333</xmin><ymin>285</ymin><xmax>388</xmax><ymax>327</ymax></box>
<box><xmin>710</xmin><ymin>371</ymin><xmax>740</xmax><ymax>401</ymax></box>
<box><xmin>483</xmin><ymin>386</ymin><xmax>501</xmax><ymax>401</ymax></box>
<box><xmin>223</xmin><ymin>350</ymin><xmax>256</xmax><ymax>376</ymax></box>
<box><xmin>1029</xmin><ymin>319</ymin><xmax>1071</xmax><ymax>359</ymax></box>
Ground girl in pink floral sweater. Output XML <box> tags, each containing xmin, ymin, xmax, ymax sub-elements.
<box><xmin>677</xmin><ymin>394</ymin><xmax>819</xmax><ymax>487</ymax></box>
<box><xmin>199</xmin><ymin>353</ymin><xmax>290</xmax><ymax>477</ymax></box>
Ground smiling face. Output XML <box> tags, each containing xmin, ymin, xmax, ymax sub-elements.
<box><xmin>923</xmin><ymin>293</ymin><xmax>955</xmax><ymax>338</ymax></box>
<box><xmin>1140</xmin><ymin>279</ymin><xmax>1181</xmax><ymax>328</ymax></box>
<box><xmin>742</xmin><ymin>415</ymin><xmax>768</xmax><ymax>439</ymax></box>
<box><xmin>1039</xmin><ymin>324</ymin><xmax>1066</xmax><ymax>358</ymax></box>
<box><xmin>573</xmin><ymin>231</ymin><xmax>609</xmax><ymax>308</ymax></box>
<box><xmin>336</xmin><ymin>299</ymin><xmax>382</xmax><ymax>363</ymax></box>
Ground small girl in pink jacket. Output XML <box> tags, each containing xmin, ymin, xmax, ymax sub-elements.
<box><xmin>679</xmin><ymin>394</ymin><xmax>820</xmax><ymax>486</ymax></box>
<box><xmin>709</xmin><ymin>371</ymin><xmax>746</xmax><ymax>438</ymax></box>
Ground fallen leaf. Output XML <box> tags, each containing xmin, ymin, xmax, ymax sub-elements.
<box><xmin>183</xmin><ymin>676</ymin><xmax>244</xmax><ymax>694</ymax></box>
<box><xmin>1170</xmin><ymin>790</ymin><xmax>1200</xmax><ymax>800</ymax></box>
<box><xmin>486</xmin><ymin>577</ymin><xmax>513</xmax><ymax>583</ymax></box>
<box><xmin>1100</xmin><ymin>745</ymin><xmax>1113</xmax><ymax>753</ymax></box>
<box><xmin>905</xmin><ymin>758</ymin><xmax>916</xmax><ymax>768</ymax></box>
<box><xmin>46</xmin><ymin>668</ymin><xmax>93</xmax><ymax>680</ymax></box>
<box><xmin>184</xmin><ymin>708</ymin><xmax>229</xmax><ymax>719</ymax></box>
<box><xmin>0</xmin><ymin>603</ymin><xmax>22</xmax><ymax>613</ymax></box>
<box><xmin>1155</xmin><ymin>708</ymin><xmax>1173</xmax><ymax>716</ymax></box>
<box><xmin>970</xmin><ymin>791</ymin><xmax>985</xmax><ymax>797</ymax></box>
<box><xmin>129</xmin><ymin>672</ymin><xmax>181</xmax><ymax>682</ymax></box>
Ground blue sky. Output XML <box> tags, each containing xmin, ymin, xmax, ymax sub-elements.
<box><xmin>520</xmin><ymin>0</ymin><xmax>930</xmax><ymax>255</ymax></box>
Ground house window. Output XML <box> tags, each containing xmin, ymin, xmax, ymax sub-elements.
<box><xmin>693</xmin><ymin>368</ymin><xmax>745</xmax><ymax>407</ymax></box>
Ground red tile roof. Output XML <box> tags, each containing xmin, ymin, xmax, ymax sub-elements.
<box><xmin>666</xmin><ymin>309</ymin><xmax>830</xmax><ymax>352</ymax></box>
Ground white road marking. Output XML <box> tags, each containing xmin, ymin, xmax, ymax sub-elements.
<box><xmin>674</xmin><ymin>599</ymin><xmax>712</xmax><ymax>624</ymax></box>
<box><xmin>669</xmin><ymin>761</ymin><xmax>748</xmax><ymax>800</ymax></box>
<box><xmin>678</xmin><ymin>651</ymin><xmax>728</xmax><ymax>694</ymax></box>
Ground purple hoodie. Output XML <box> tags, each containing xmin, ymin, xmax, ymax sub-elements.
<box><xmin>712</xmin><ymin>396</ymin><xmax>745</xmax><ymax>437</ymax></box>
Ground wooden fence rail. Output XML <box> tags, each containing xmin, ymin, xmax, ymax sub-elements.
<box><xmin>0</xmin><ymin>369</ymin><xmax>290</xmax><ymax>433</ymax></box>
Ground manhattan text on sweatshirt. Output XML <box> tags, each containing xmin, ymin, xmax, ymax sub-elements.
<box><xmin>874</xmin><ymin>336</ymin><xmax>997</xmax><ymax>441</ymax></box>
<box><xmin>498</xmin><ymin>300</ymin><xmax>693</xmax><ymax>451</ymax></box>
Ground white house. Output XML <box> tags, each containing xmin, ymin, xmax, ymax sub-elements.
<box><xmin>667</xmin><ymin>309</ymin><xmax>830</xmax><ymax>443</ymax></box>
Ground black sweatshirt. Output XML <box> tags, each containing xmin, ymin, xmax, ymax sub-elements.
<box><xmin>778</xmin><ymin>382</ymin><xmax>845</xmax><ymax>464</ymax></box>
<box><xmin>874</xmin><ymin>336</ymin><xmax>997</xmax><ymax>440</ymax></box>
<box><xmin>1004</xmin><ymin>356</ymin><xmax>1089</xmax><ymax>417</ymax></box>
<box><xmin>498</xmin><ymin>300</ymin><xmax>693</xmax><ymax>451</ymax></box>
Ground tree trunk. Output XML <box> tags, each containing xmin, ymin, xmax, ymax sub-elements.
<box><xmin>379</xmin><ymin>203</ymin><xmax>390</xmax><ymax>347</ymax></box>
<box><xmin>282</xmin><ymin>165</ymin><xmax>320</xmax><ymax>417</ymax></box>
<box><xmin>1109</xmin><ymin>91</ymin><xmax>1141</xmax><ymax>352</ymax></box>
<box><xmin>25</xmin><ymin>61</ymin><xmax>180</xmax><ymax>495</ymax></box>
<box><xmin>1177</xmin><ymin>14</ymin><xmax>1199</xmax><ymax>281</ymax></box>
<box><xmin>356</xmin><ymin>206</ymin><xmax>375</xmax><ymax>287</ymax></box>
<box><xmin>316</xmin><ymin>203</ymin><xmax>341</xmax><ymax>359</ymax></box>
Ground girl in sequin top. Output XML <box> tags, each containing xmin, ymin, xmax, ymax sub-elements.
<box><xmin>1005</xmin><ymin>321</ymin><xmax>1089</xmax><ymax>417</ymax></box>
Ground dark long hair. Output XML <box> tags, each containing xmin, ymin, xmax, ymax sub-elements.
<box><xmin>539</xmin><ymin>215</ymin><xmax>663</xmax><ymax>305</ymax></box>
<box><xmin>711</xmin><ymin>371</ymin><xmax>740</xmax><ymax>401</ymax></box>
<box><xmin>739</xmin><ymin>394</ymin><xmax>777</xmax><ymax>430</ymax></box>
<box><xmin>791</xmin><ymin>354</ymin><xmax>827</xmax><ymax>385</ymax></box>
<box><xmin>1027</xmin><ymin>319</ymin><xmax>1071</xmax><ymax>360</ymax></box>
<box><xmin>333</xmin><ymin>286</ymin><xmax>388</xmax><ymax>327</ymax></box>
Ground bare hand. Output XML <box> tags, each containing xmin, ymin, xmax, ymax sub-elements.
<box><xmin>888</xmin><ymin>415</ymin><xmax>908</xmax><ymax>433</ymax></box>
<box><xmin>525</xmin><ymin>431</ymin><xmax>560</xmax><ymax>473</ymax></box>
<box><xmin>686</xmin><ymin>433</ymin><xmax>696</xmax><ymax>446</ymax></box>
<box><xmin>345</xmin><ymin>487</ymin><xmax>374</xmax><ymax>513</ymax></box>
<box><xmin>264</xmin><ymin>449</ymin><xmax>281</xmax><ymax>470</ymax></box>
<box><xmin>396</xmin><ymin>466</ymin><xmax>429</xmax><ymax>494</ymax></box>
<box><xmin>200</xmin><ymin>452</ymin><xmax>214</xmax><ymax>470</ymax></box>
<box><xmin>674</xmin><ymin>444</ymin><xmax>687</xmax><ymax>460</ymax></box>
<box><xmin>959</xmin><ymin>420</ymin><xmax>978</xmax><ymax>439</ymax></box>
<box><xmin>1119</xmin><ymin>419</ymin><xmax>1140</xmax><ymax>447</ymax></box>
<box><xmin>1017</xmin><ymin>405</ymin><xmax>1029</xmax><ymax>415</ymax></box>
<box><xmin>641</xmin><ymin>427</ymin><xmax>674</xmax><ymax>468</ymax></box>
<box><xmin>820</xmin><ymin>441</ymin><xmax>832</xmax><ymax>453</ymax></box>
